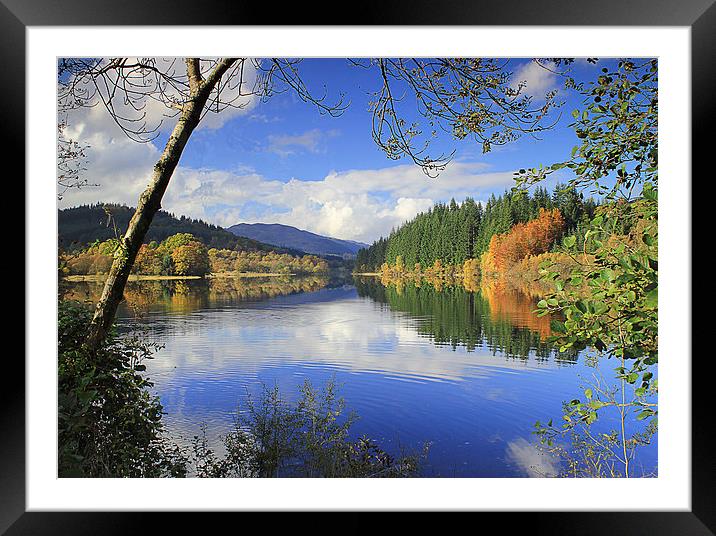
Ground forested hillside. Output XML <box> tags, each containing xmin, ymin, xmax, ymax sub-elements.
<box><xmin>59</xmin><ymin>204</ymin><xmax>279</xmax><ymax>253</ymax></box>
<box><xmin>61</xmin><ymin>232</ymin><xmax>330</xmax><ymax>277</ymax></box>
<box><xmin>355</xmin><ymin>185</ymin><xmax>597</xmax><ymax>272</ymax></box>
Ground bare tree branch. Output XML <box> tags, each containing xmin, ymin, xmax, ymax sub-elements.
<box><xmin>360</xmin><ymin>58</ymin><xmax>563</xmax><ymax>177</ymax></box>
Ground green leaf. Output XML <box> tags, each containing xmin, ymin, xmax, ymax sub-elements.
<box><xmin>550</xmin><ymin>320</ymin><xmax>566</xmax><ymax>333</ymax></box>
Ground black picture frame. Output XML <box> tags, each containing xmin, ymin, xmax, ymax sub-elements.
<box><xmin>8</xmin><ymin>0</ymin><xmax>705</xmax><ymax>531</ymax></box>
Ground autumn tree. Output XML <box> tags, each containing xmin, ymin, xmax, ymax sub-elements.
<box><xmin>482</xmin><ymin>208</ymin><xmax>566</xmax><ymax>273</ymax></box>
<box><xmin>171</xmin><ymin>241</ymin><xmax>210</xmax><ymax>276</ymax></box>
<box><xmin>157</xmin><ymin>233</ymin><xmax>198</xmax><ymax>255</ymax></box>
<box><xmin>132</xmin><ymin>244</ymin><xmax>162</xmax><ymax>275</ymax></box>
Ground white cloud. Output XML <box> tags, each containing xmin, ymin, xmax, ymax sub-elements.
<box><xmin>266</xmin><ymin>128</ymin><xmax>339</xmax><ymax>157</ymax></box>
<box><xmin>60</xmin><ymin>157</ymin><xmax>517</xmax><ymax>244</ymax></box>
<box><xmin>146</xmin><ymin>295</ymin><xmax>549</xmax><ymax>383</ymax></box>
<box><xmin>511</xmin><ymin>60</ymin><xmax>557</xmax><ymax>97</ymax></box>
<box><xmin>505</xmin><ymin>438</ymin><xmax>560</xmax><ymax>477</ymax></box>
<box><xmin>394</xmin><ymin>197</ymin><xmax>435</xmax><ymax>222</ymax></box>
<box><xmin>58</xmin><ymin>59</ymin><xmax>520</xmax><ymax>244</ymax></box>
<box><xmin>248</xmin><ymin>113</ymin><xmax>281</xmax><ymax>124</ymax></box>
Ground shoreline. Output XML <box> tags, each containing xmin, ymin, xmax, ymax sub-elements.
<box><xmin>62</xmin><ymin>272</ymin><xmax>328</xmax><ymax>282</ymax></box>
<box><xmin>63</xmin><ymin>274</ymin><xmax>202</xmax><ymax>282</ymax></box>
<box><xmin>207</xmin><ymin>272</ymin><xmax>300</xmax><ymax>278</ymax></box>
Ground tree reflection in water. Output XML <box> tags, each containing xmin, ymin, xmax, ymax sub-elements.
<box><xmin>60</xmin><ymin>275</ymin><xmax>331</xmax><ymax>316</ymax></box>
<box><xmin>354</xmin><ymin>276</ymin><xmax>577</xmax><ymax>363</ymax></box>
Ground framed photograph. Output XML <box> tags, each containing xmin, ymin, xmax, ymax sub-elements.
<box><xmin>10</xmin><ymin>0</ymin><xmax>706</xmax><ymax>531</ymax></box>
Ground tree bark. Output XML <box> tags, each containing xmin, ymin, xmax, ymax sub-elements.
<box><xmin>84</xmin><ymin>58</ymin><xmax>237</xmax><ymax>350</ymax></box>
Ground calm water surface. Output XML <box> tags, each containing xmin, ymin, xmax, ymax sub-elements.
<box><xmin>64</xmin><ymin>275</ymin><xmax>657</xmax><ymax>477</ymax></box>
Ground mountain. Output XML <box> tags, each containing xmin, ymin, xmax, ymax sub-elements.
<box><xmin>228</xmin><ymin>223</ymin><xmax>368</xmax><ymax>258</ymax></box>
<box><xmin>58</xmin><ymin>204</ymin><xmax>295</xmax><ymax>254</ymax></box>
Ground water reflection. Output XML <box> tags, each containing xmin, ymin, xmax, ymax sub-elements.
<box><xmin>60</xmin><ymin>275</ymin><xmax>331</xmax><ymax>315</ymax></box>
<box><xmin>60</xmin><ymin>274</ymin><xmax>581</xmax><ymax>399</ymax></box>
<box><xmin>354</xmin><ymin>276</ymin><xmax>576</xmax><ymax>362</ymax></box>
<box><xmin>505</xmin><ymin>438</ymin><xmax>560</xmax><ymax>477</ymax></box>
<box><xmin>60</xmin><ymin>273</ymin><xmax>592</xmax><ymax>477</ymax></box>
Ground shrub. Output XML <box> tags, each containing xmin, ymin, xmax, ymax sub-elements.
<box><xmin>58</xmin><ymin>301</ymin><xmax>186</xmax><ymax>477</ymax></box>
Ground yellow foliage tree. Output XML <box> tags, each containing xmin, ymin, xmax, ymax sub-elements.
<box><xmin>171</xmin><ymin>241</ymin><xmax>210</xmax><ymax>276</ymax></box>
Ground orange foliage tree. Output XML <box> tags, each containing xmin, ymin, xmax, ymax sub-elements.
<box><xmin>131</xmin><ymin>244</ymin><xmax>163</xmax><ymax>275</ymax></box>
<box><xmin>482</xmin><ymin>208</ymin><xmax>565</xmax><ymax>274</ymax></box>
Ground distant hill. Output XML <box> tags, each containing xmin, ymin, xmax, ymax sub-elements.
<box><xmin>228</xmin><ymin>223</ymin><xmax>368</xmax><ymax>258</ymax></box>
<box><xmin>58</xmin><ymin>204</ymin><xmax>296</xmax><ymax>254</ymax></box>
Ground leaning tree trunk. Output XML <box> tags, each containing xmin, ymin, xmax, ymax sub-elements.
<box><xmin>84</xmin><ymin>58</ymin><xmax>237</xmax><ymax>350</ymax></box>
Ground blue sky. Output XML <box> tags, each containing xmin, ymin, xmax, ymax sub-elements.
<box><xmin>179</xmin><ymin>59</ymin><xmax>587</xmax><ymax>179</ymax></box>
<box><xmin>59</xmin><ymin>58</ymin><xmax>616</xmax><ymax>244</ymax></box>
